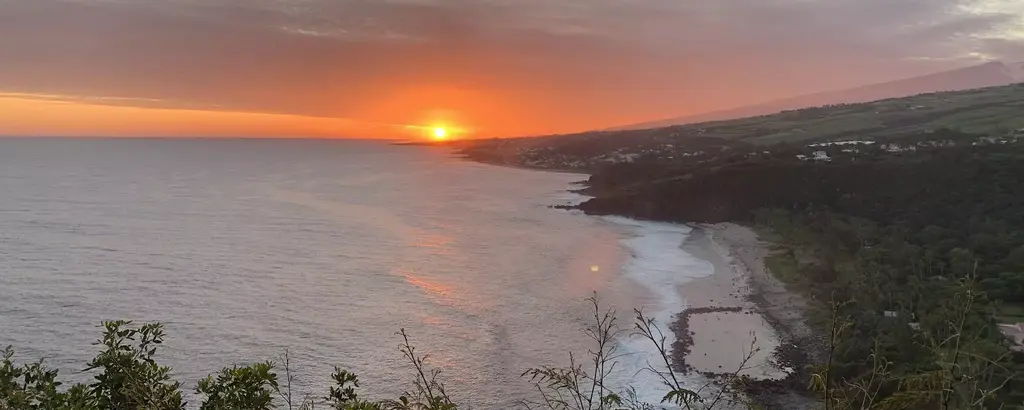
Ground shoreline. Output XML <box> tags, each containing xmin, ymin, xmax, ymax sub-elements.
<box><xmin>671</xmin><ymin>224</ymin><xmax>788</xmax><ymax>380</ymax></box>
<box><xmin>451</xmin><ymin>152</ymin><xmax>592</xmax><ymax>175</ymax></box>
<box><xmin>460</xmin><ymin>157</ymin><xmax>821</xmax><ymax>407</ymax></box>
<box><xmin>683</xmin><ymin>223</ymin><xmax>821</xmax><ymax>409</ymax></box>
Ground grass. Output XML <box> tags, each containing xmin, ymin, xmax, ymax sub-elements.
<box><xmin>466</xmin><ymin>82</ymin><xmax>1024</xmax><ymax>164</ymax></box>
<box><xmin>996</xmin><ymin>303</ymin><xmax>1024</xmax><ymax>323</ymax></box>
<box><xmin>682</xmin><ymin>83</ymin><xmax>1024</xmax><ymax>145</ymax></box>
<box><xmin>755</xmin><ymin>223</ymin><xmax>817</xmax><ymax>289</ymax></box>
<box><xmin>763</xmin><ymin>252</ymin><xmax>803</xmax><ymax>286</ymax></box>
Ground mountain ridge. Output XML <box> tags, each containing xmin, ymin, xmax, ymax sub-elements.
<box><xmin>618</xmin><ymin>61</ymin><xmax>1022</xmax><ymax>130</ymax></box>
<box><xmin>1006</xmin><ymin>61</ymin><xmax>1024</xmax><ymax>81</ymax></box>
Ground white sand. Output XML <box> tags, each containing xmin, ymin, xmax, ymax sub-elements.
<box><xmin>678</xmin><ymin>223</ymin><xmax>789</xmax><ymax>379</ymax></box>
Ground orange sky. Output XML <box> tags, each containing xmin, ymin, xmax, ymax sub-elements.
<box><xmin>2</xmin><ymin>0</ymin><xmax>1022</xmax><ymax>139</ymax></box>
<box><xmin>0</xmin><ymin>95</ymin><xmax>380</xmax><ymax>138</ymax></box>
<box><xmin>0</xmin><ymin>88</ymin><xmax>663</xmax><ymax>139</ymax></box>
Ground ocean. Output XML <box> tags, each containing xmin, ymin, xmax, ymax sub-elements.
<box><xmin>0</xmin><ymin>139</ymin><xmax>713</xmax><ymax>408</ymax></box>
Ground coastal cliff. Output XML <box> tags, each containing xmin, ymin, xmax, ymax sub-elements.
<box><xmin>576</xmin><ymin>139</ymin><xmax>1024</xmax><ymax>224</ymax></box>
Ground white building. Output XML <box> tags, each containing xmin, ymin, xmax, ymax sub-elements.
<box><xmin>999</xmin><ymin>323</ymin><xmax>1024</xmax><ymax>351</ymax></box>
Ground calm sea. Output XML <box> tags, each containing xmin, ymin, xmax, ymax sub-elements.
<box><xmin>0</xmin><ymin>139</ymin><xmax>711</xmax><ymax>408</ymax></box>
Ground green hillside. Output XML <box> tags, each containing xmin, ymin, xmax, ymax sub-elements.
<box><xmin>696</xmin><ymin>83</ymin><xmax>1024</xmax><ymax>145</ymax></box>
<box><xmin>460</xmin><ymin>82</ymin><xmax>1024</xmax><ymax>170</ymax></box>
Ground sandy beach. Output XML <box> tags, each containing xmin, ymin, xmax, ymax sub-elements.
<box><xmin>672</xmin><ymin>223</ymin><xmax>794</xmax><ymax>380</ymax></box>
<box><xmin>669</xmin><ymin>222</ymin><xmax>825</xmax><ymax>409</ymax></box>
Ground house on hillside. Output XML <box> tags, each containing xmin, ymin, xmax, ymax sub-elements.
<box><xmin>999</xmin><ymin>323</ymin><xmax>1024</xmax><ymax>351</ymax></box>
<box><xmin>882</xmin><ymin>144</ymin><xmax>917</xmax><ymax>153</ymax></box>
<box><xmin>975</xmin><ymin>136</ymin><xmax>1002</xmax><ymax>145</ymax></box>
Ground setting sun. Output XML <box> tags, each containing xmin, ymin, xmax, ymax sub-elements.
<box><xmin>432</xmin><ymin>127</ymin><xmax>448</xmax><ymax>140</ymax></box>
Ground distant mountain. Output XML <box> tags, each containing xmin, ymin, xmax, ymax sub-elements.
<box><xmin>1008</xmin><ymin>61</ymin><xmax>1024</xmax><ymax>82</ymax></box>
<box><xmin>620</xmin><ymin>61</ymin><xmax>1022</xmax><ymax>130</ymax></box>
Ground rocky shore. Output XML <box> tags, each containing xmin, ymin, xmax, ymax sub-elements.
<box><xmin>682</xmin><ymin>223</ymin><xmax>823</xmax><ymax>410</ymax></box>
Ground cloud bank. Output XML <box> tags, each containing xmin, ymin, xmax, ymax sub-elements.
<box><xmin>1</xmin><ymin>0</ymin><xmax>1022</xmax><ymax>136</ymax></box>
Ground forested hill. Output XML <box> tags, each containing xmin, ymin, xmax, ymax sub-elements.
<box><xmin>579</xmin><ymin>134</ymin><xmax>1024</xmax><ymax>299</ymax></box>
<box><xmin>578</xmin><ymin>132</ymin><xmax>1024</xmax><ymax>226</ymax></box>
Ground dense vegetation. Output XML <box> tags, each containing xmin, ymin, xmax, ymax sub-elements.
<box><xmin>578</xmin><ymin>133</ymin><xmax>1024</xmax><ymax>303</ymax></box>
<box><xmin>0</xmin><ymin>321</ymin><xmax>462</xmax><ymax>410</ymax></box>
<box><xmin>1</xmin><ymin>302</ymin><xmax>762</xmax><ymax>410</ymax></box>
<box><xmin>565</xmin><ymin>132</ymin><xmax>1024</xmax><ymax>408</ymax></box>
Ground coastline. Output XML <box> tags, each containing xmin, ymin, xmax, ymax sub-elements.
<box><xmin>448</xmin><ymin>151</ymin><xmax>592</xmax><ymax>175</ymax></box>
<box><xmin>671</xmin><ymin>224</ymin><xmax>787</xmax><ymax>380</ymax></box>
<box><xmin>457</xmin><ymin>155</ymin><xmax>821</xmax><ymax>408</ymax></box>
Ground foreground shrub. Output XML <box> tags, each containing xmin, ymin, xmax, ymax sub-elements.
<box><xmin>5</xmin><ymin>291</ymin><xmax>1013</xmax><ymax>409</ymax></box>
<box><xmin>0</xmin><ymin>295</ymin><xmax>732</xmax><ymax>410</ymax></box>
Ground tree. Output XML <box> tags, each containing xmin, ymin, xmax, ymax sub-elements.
<box><xmin>197</xmin><ymin>362</ymin><xmax>278</xmax><ymax>410</ymax></box>
<box><xmin>84</xmin><ymin>321</ymin><xmax>184</xmax><ymax>410</ymax></box>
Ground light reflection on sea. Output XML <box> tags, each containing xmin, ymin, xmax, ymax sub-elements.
<box><xmin>0</xmin><ymin>139</ymin><xmax>706</xmax><ymax>408</ymax></box>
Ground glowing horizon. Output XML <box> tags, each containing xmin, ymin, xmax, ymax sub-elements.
<box><xmin>432</xmin><ymin>127</ymin><xmax>448</xmax><ymax>140</ymax></box>
<box><xmin>0</xmin><ymin>93</ymin><xmax>478</xmax><ymax>140</ymax></box>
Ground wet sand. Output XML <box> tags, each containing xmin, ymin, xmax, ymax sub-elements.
<box><xmin>674</xmin><ymin>224</ymin><xmax>789</xmax><ymax>380</ymax></box>
<box><xmin>679</xmin><ymin>223</ymin><xmax>825</xmax><ymax>410</ymax></box>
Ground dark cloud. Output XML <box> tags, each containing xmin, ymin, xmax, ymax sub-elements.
<box><xmin>1</xmin><ymin>0</ymin><xmax>1021</xmax><ymax>134</ymax></box>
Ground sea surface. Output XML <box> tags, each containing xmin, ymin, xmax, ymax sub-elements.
<box><xmin>0</xmin><ymin>139</ymin><xmax>713</xmax><ymax>408</ymax></box>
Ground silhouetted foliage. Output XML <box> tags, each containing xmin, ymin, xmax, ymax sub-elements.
<box><xmin>0</xmin><ymin>297</ymin><xmax>763</xmax><ymax>410</ymax></box>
